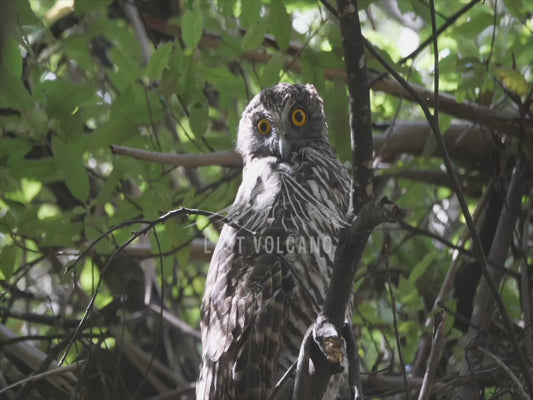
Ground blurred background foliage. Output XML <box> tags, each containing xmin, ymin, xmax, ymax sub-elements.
<box><xmin>0</xmin><ymin>0</ymin><xmax>532</xmax><ymax>398</ymax></box>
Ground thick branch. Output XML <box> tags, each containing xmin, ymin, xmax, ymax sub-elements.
<box><xmin>295</xmin><ymin>199</ymin><xmax>404</xmax><ymax>399</ymax></box>
<box><xmin>336</xmin><ymin>0</ymin><xmax>374</xmax><ymax>214</ymax></box>
<box><xmin>374</xmin><ymin>120</ymin><xmax>499</xmax><ymax>165</ymax></box>
<box><xmin>324</xmin><ymin>199</ymin><xmax>404</xmax><ymax>327</ymax></box>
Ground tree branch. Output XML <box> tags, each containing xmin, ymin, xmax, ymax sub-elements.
<box><xmin>336</xmin><ymin>0</ymin><xmax>374</xmax><ymax>215</ymax></box>
<box><xmin>112</xmin><ymin>119</ymin><xmax>500</xmax><ymax>169</ymax></box>
<box><xmin>110</xmin><ymin>145</ymin><xmax>242</xmax><ymax>167</ymax></box>
<box><xmin>294</xmin><ymin>199</ymin><xmax>405</xmax><ymax>399</ymax></box>
<box><xmin>418</xmin><ymin>311</ymin><xmax>447</xmax><ymax>400</ymax></box>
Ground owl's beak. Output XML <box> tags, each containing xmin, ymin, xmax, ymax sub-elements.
<box><xmin>278</xmin><ymin>133</ymin><xmax>291</xmax><ymax>161</ymax></box>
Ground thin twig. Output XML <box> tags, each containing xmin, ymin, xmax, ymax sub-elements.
<box><xmin>398</xmin><ymin>0</ymin><xmax>480</xmax><ymax>64</ymax></box>
<box><xmin>120</xmin><ymin>0</ymin><xmax>152</xmax><ymax>64</ymax></box>
<box><xmin>60</xmin><ymin>207</ymin><xmax>256</xmax><ymax>364</ymax></box>
<box><xmin>475</xmin><ymin>346</ymin><xmax>529</xmax><ymax>400</ymax></box>
<box><xmin>271</xmin><ymin>361</ymin><xmax>297</xmax><ymax>399</ymax></box>
<box><xmin>0</xmin><ymin>360</ymin><xmax>84</xmax><ymax>395</ymax></box>
<box><xmin>418</xmin><ymin>311</ymin><xmax>446</xmax><ymax>400</ymax></box>
<box><xmin>520</xmin><ymin>186</ymin><xmax>533</xmax><ymax>364</ymax></box>
<box><xmin>385</xmin><ymin>243</ymin><xmax>410</xmax><ymax>399</ymax></box>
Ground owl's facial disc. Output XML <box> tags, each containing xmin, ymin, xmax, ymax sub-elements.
<box><xmin>236</xmin><ymin>83</ymin><xmax>328</xmax><ymax>162</ymax></box>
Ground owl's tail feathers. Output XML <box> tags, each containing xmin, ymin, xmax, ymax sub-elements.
<box><xmin>196</xmin><ymin>358</ymin><xmax>267</xmax><ymax>400</ymax></box>
<box><xmin>196</xmin><ymin>359</ymin><xmax>220</xmax><ymax>400</ymax></box>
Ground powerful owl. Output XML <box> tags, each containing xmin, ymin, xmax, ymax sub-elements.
<box><xmin>197</xmin><ymin>83</ymin><xmax>350</xmax><ymax>399</ymax></box>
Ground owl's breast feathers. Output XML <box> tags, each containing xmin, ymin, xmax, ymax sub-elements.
<box><xmin>198</xmin><ymin>147</ymin><xmax>349</xmax><ymax>399</ymax></box>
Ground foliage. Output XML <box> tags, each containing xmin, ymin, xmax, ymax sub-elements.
<box><xmin>0</xmin><ymin>0</ymin><xmax>532</xmax><ymax>398</ymax></box>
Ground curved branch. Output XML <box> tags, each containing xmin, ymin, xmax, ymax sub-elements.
<box><xmin>110</xmin><ymin>145</ymin><xmax>242</xmax><ymax>167</ymax></box>
<box><xmin>139</xmin><ymin>13</ymin><xmax>525</xmax><ymax>136</ymax></box>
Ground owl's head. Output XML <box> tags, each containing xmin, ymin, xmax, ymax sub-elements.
<box><xmin>236</xmin><ymin>83</ymin><xmax>329</xmax><ymax>162</ymax></box>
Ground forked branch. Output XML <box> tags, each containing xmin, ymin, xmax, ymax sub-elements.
<box><xmin>292</xmin><ymin>3</ymin><xmax>407</xmax><ymax>398</ymax></box>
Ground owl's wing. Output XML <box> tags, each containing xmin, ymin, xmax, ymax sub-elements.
<box><xmin>199</xmin><ymin>226</ymin><xmax>294</xmax><ymax>399</ymax></box>
<box><xmin>198</xmin><ymin>161</ymin><xmax>294</xmax><ymax>399</ymax></box>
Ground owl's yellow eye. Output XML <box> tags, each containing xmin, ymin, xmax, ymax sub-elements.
<box><xmin>257</xmin><ymin>118</ymin><xmax>272</xmax><ymax>135</ymax></box>
<box><xmin>291</xmin><ymin>108</ymin><xmax>307</xmax><ymax>127</ymax></box>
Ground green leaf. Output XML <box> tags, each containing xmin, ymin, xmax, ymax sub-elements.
<box><xmin>41</xmin><ymin>80</ymin><xmax>96</xmax><ymax>117</ymax></box>
<box><xmin>8</xmin><ymin>157</ymin><xmax>58</xmax><ymax>181</ymax></box>
<box><xmin>39</xmin><ymin>219</ymin><xmax>84</xmax><ymax>247</ymax></box>
<box><xmin>421</xmin><ymin>131</ymin><xmax>437</xmax><ymax>158</ymax></box>
<box><xmin>0</xmin><ymin>39</ymin><xmax>33</xmax><ymax>111</ymax></box>
<box><xmin>408</xmin><ymin>252</ymin><xmax>435</xmax><ymax>284</ymax></box>
<box><xmin>2</xmin><ymin>37</ymin><xmax>22</xmax><ymax>77</ymax></box>
<box><xmin>0</xmin><ymin>245</ymin><xmax>19</xmax><ymax>281</ymax></box>
<box><xmin>270</xmin><ymin>0</ymin><xmax>292</xmax><ymax>51</ymax></box>
<box><xmin>109</xmin><ymin>46</ymin><xmax>142</xmax><ymax>85</ymax></box>
<box><xmin>15</xmin><ymin>0</ymin><xmax>40</xmax><ymax>25</ymax></box>
<box><xmin>189</xmin><ymin>99</ymin><xmax>209</xmax><ymax>137</ymax></box>
<box><xmin>62</xmin><ymin>34</ymin><xmax>97</xmax><ymax>72</ymax></box>
<box><xmin>259</xmin><ymin>53</ymin><xmax>284</xmax><ymax>87</ymax></box>
<box><xmin>454</xmin><ymin>11</ymin><xmax>494</xmax><ymax>38</ymax></box>
<box><xmin>146</xmin><ymin>42</ymin><xmax>173</xmax><ymax>81</ymax></box>
<box><xmin>75</xmin><ymin>0</ymin><xmax>113</xmax><ymax>15</ymax></box>
<box><xmin>217</xmin><ymin>0</ymin><xmax>235</xmax><ymax>17</ymax></box>
<box><xmin>495</xmin><ymin>67</ymin><xmax>529</xmax><ymax>97</ymax></box>
<box><xmin>241</xmin><ymin>20</ymin><xmax>268</xmax><ymax>52</ymax></box>
<box><xmin>93</xmin><ymin>164</ymin><xmax>123</xmax><ymax>207</ymax></box>
<box><xmin>218</xmin><ymin>31</ymin><xmax>243</xmax><ymax>57</ymax></box>
<box><xmin>240</xmin><ymin>0</ymin><xmax>262</xmax><ymax>29</ymax></box>
<box><xmin>160</xmin><ymin>45</ymin><xmax>184</xmax><ymax>96</ymax></box>
<box><xmin>88</xmin><ymin>118</ymin><xmax>137</xmax><ymax>149</ymax></box>
<box><xmin>503</xmin><ymin>0</ymin><xmax>527</xmax><ymax>19</ymax></box>
<box><xmin>52</xmin><ymin>137</ymin><xmax>90</xmax><ymax>202</ymax></box>
<box><xmin>397</xmin><ymin>277</ymin><xmax>424</xmax><ymax>310</ymax></box>
<box><xmin>0</xmin><ymin>138</ymin><xmax>32</xmax><ymax>159</ymax></box>
<box><xmin>182</xmin><ymin>3</ymin><xmax>204</xmax><ymax>50</ymax></box>
<box><xmin>323</xmin><ymin>81</ymin><xmax>350</xmax><ymax>162</ymax></box>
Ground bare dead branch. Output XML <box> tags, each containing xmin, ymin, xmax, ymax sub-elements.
<box><xmin>146</xmin><ymin>303</ymin><xmax>201</xmax><ymax>341</ymax></box>
<box><xmin>385</xmin><ymin>242</ymin><xmax>410</xmax><ymax>399</ymax></box>
<box><xmin>374</xmin><ymin>120</ymin><xmax>499</xmax><ymax>165</ymax></box>
<box><xmin>112</xmin><ymin>119</ymin><xmax>500</xmax><ymax>169</ymax></box>
<box><xmin>110</xmin><ymin>145</ymin><xmax>242</xmax><ymax>167</ymax></box>
<box><xmin>120</xmin><ymin>0</ymin><xmax>153</xmax><ymax>65</ymax></box>
<box><xmin>0</xmin><ymin>360</ymin><xmax>84</xmax><ymax>396</ymax></box>
<box><xmin>475</xmin><ymin>346</ymin><xmax>529</xmax><ymax>400</ymax></box>
<box><xmin>0</xmin><ymin>324</ymin><xmax>79</xmax><ymax>394</ymax></box>
<box><xmin>418</xmin><ymin>311</ymin><xmax>447</xmax><ymax>400</ymax></box>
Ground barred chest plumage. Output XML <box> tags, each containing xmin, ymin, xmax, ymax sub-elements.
<box><xmin>230</xmin><ymin>146</ymin><xmax>350</xmax><ymax>397</ymax></box>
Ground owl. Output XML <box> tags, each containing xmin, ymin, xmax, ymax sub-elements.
<box><xmin>197</xmin><ymin>83</ymin><xmax>350</xmax><ymax>399</ymax></box>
